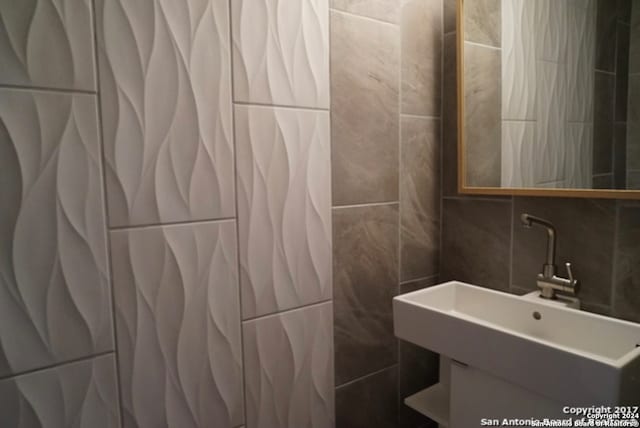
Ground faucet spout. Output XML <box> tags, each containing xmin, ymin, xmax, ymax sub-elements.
<box><xmin>521</xmin><ymin>214</ymin><xmax>556</xmax><ymax>271</ymax></box>
<box><xmin>519</xmin><ymin>213</ymin><xmax>579</xmax><ymax>299</ymax></box>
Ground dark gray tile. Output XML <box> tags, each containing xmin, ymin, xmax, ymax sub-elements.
<box><xmin>616</xmin><ymin>23</ymin><xmax>630</xmax><ymax>122</ymax></box>
<box><xmin>444</xmin><ymin>0</ymin><xmax>457</xmax><ymax>34</ymax></box>
<box><xmin>336</xmin><ymin>366</ymin><xmax>398</xmax><ymax>428</ymax></box>
<box><xmin>596</xmin><ymin>0</ymin><xmax>617</xmax><ymax>72</ymax></box>
<box><xmin>401</xmin><ymin>117</ymin><xmax>441</xmax><ymax>282</ymax></box>
<box><xmin>331</xmin><ymin>0</ymin><xmax>400</xmax><ymax>23</ymax></box>
<box><xmin>630</xmin><ymin>3</ymin><xmax>640</xmax><ymax>73</ymax></box>
<box><xmin>628</xmin><ymin>75</ymin><xmax>640</xmax><ymax>171</ymax></box>
<box><xmin>400</xmin><ymin>275</ymin><xmax>440</xmax><ymax>294</ymax></box>
<box><xmin>614</xmin><ymin>123</ymin><xmax>627</xmax><ymax>189</ymax></box>
<box><xmin>398</xmin><ymin>340</ymin><xmax>438</xmax><ymax>428</ymax></box>
<box><xmin>593</xmin><ymin>174</ymin><xmax>614</xmax><ymax>189</ymax></box>
<box><xmin>463</xmin><ymin>0</ymin><xmax>500</xmax><ymax>47</ymax></box>
<box><xmin>618</xmin><ymin>0</ymin><xmax>632</xmax><ymax>24</ymax></box>
<box><xmin>443</xmin><ymin>33</ymin><xmax>459</xmax><ymax>197</ymax></box>
<box><xmin>441</xmin><ymin>198</ymin><xmax>511</xmax><ymax>291</ymax></box>
<box><xmin>331</xmin><ymin>11</ymin><xmax>399</xmax><ymax>205</ymax></box>
<box><xmin>629</xmin><ymin>143</ymin><xmax>640</xmax><ymax>179</ymax></box>
<box><xmin>464</xmin><ymin>43</ymin><xmax>501</xmax><ymax>187</ymax></box>
<box><xmin>512</xmin><ymin>198</ymin><xmax>617</xmax><ymax>307</ymax></box>
<box><xmin>398</xmin><ymin>278</ymin><xmax>439</xmax><ymax>428</ymax></box>
<box><xmin>334</xmin><ymin>204</ymin><xmax>399</xmax><ymax>385</ymax></box>
<box><xmin>593</xmin><ymin>72</ymin><xmax>615</xmax><ymax>174</ymax></box>
<box><xmin>582</xmin><ymin>302</ymin><xmax>613</xmax><ymax>318</ymax></box>
<box><xmin>628</xmin><ymin>171</ymin><xmax>640</xmax><ymax>189</ymax></box>
<box><xmin>401</xmin><ymin>0</ymin><xmax>442</xmax><ymax>116</ymax></box>
<box><xmin>614</xmin><ymin>205</ymin><xmax>640</xmax><ymax>323</ymax></box>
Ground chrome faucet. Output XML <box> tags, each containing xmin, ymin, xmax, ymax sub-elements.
<box><xmin>520</xmin><ymin>213</ymin><xmax>580</xmax><ymax>299</ymax></box>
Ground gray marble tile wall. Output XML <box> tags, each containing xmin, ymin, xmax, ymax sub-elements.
<box><xmin>442</xmin><ymin>0</ymin><xmax>640</xmax><ymax>326</ymax></box>
<box><xmin>593</xmin><ymin>0</ymin><xmax>619</xmax><ymax>185</ymax></box>
<box><xmin>0</xmin><ymin>0</ymin><xmax>335</xmax><ymax>426</ymax></box>
<box><xmin>628</xmin><ymin>2</ymin><xmax>640</xmax><ymax>188</ymax></box>
<box><xmin>595</xmin><ymin>0</ymin><xmax>630</xmax><ymax>188</ymax></box>
<box><xmin>330</xmin><ymin>0</ymin><xmax>443</xmax><ymax>426</ymax></box>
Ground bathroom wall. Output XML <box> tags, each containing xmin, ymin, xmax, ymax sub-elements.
<box><xmin>594</xmin><ymin>0</ymin><xmax>630</xmax><ymax>189</ymax></box>
<box><xmin>0</xmin><ymin>0</ymin><xmax>445</xmax><ymax>427</ymax></box>
<box><xmin>0</xmin><ymin>0</ymin><xmax>335</xmax><ymax>426</ymax></box>
<box><xmin>443</xmin><ymin>0</ymin><xmax>640</xmax><ymax>326</ymax></box>
<box><xmin>330</xmin><ymin>0</ymin><xmax>442</xmax><ymax>426</ymax></box>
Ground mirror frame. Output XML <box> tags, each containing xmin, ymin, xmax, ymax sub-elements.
<box><xmin>456</xmin><ymin>0</ymin><xmax>640</xmax><ymax>199</ymax></box>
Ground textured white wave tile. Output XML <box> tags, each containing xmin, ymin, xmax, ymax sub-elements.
<box><xmin>566</xmin><ymin>1</ymin><xmax>596</xmax><ymax>122</ymax></box>
<box><xmin>535</xmin><ymin>0</ymin><xmax>568</xmax><ymax>63</ymax></box>
<box><xmin>235</xmin><ymin>105</ymin><xmax>332</xmax><ymax>319</ymax></box>
<box><xmin>0</xmin><ymin>0</ymin><xmax>96</xmax><ymax>90</ymax></box>
<box><xmin>96</xmin><ymin>0</ymin><xmax>235</xmax><ymax>227</ymax></box>
<box><xmin>0</xmin><ymin>355</ymin><xmax>120</xmax><ymax>428</ymax></box>
<box><xmin>535</xmin><ymin>60</ymin><xmax>567</xmax><ymax>185</ymax></box>
<box><xmin>111</xmin><ymin>220</ymin><xmax>243</xmax><ymax>428</ymax></box>
<box><xmin>501</xmin><ymin>0</ymin><xmax>536</xmax><ymax>120</ymax></box>
<box><xmin>243</xmin><ymin>302</ymin><xmax>334</xmax><ymax>428</ymax></box>
<box><xmin>565</xmin><ymin>123</ymin><xmax>593</xmax><ymax>189</ymax></box>
<box><xmin>501</xmin><ymin>121</ymin><xmax>536</xmax><ymax>187</ymax></box>
<box><xmin>0</xmin><ymin>89</ymin><xmax>112</xmax><ymax>377</ymax></box>
<box><xmin>232</xmin><ymin>0</ymin><xmax>330</xmax><ymax>109</ymax></box>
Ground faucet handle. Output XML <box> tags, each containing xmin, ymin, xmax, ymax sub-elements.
<box><xmin>565</xmin><ymin>262</ymin><xmax>574</xmax><ymax>282</ymax></box>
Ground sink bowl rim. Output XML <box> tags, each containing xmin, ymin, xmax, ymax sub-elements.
<box><xmin>394</xmin><ymin>280</ymin><xmax>640</xmax><ymax>367</ymax></box>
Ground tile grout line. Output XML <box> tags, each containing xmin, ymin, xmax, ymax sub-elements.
<box><xmin>335</xmin><ymin>363</ymin><xmax>399</xmax><ymax>390</ymax></box>
<box><xmin>399</xmin><ymin>273</ymin><xmax>440</xmax><ymax>287</ymax></box>
<box><xmin>611</xmin><ymin>21</ymin><xmax>619</xmax><ymax>183</ymax></box>
<box><xmin>400</xmin><ymin>112</ymin><xmax>441</xmax><ymax>120</ymax></box>
<box><xmin>332</xmin><ymin>201</ymin><xmax>400</xmax><ymax>210</ymax></box>
<box><xmin>0</xmin><ymin>351</ymin><xmax>116</xmax><ymax>382</ymax></box>
<box><xmin>329</xmin><ymin>8</ymin><xmax>398</xmax><ymax>27</ymax></box>
<box><xmin>509</xmin><ymin>196</ymin><xmax>515</xmax><ymax>293</ymax></box>
<box><xmin>233</xmin><ymin>100</ymin><xmax>329</xmax><ymax>112</ymax></box>
<box><xmin>241</xmin><ymin>299</ymin><xmax>334</xmax><ymax>324</ymax></box>
<box><xmin>438</xmin><ymin>14</ymin><xmax>449</xmax><ymax>285</ymax></box>
<box><xmin>436</xmin><ymin>0</ymin><xmax>445</xmax><ymax>288</ymax></box>
<box><xmin>396</xmin><ymin>4</ymin><xmax>403</xmax><ymax>414</ymax></box>
<box><xmin>464</xmin><ymin>40</ymin><xmax>501</xmax><ymax>51</ymax></box>
<box><xmin>226</xmin><ymin>1</ymin><xmax>250</xmax><ymax>426</ymax></box>
<box><xmin>610</xmin><ymin>201</ymin><xmax>622</xmax><ymax>314</ymax></box>
<box><xmin>108</xmin><ymin>217</ymin><xmax>237</xmax><ymax>232</ymax></box>
<box><xmin>442</xmin><ymin>195</ymin><xmax>511</xmax><ymax>202</ymax></box>
<box><xmin>326</xmin><ymin>1</ymin><xmax>337</xmax><ymax>422</ymax></box>
<box><xmin>88</xmin><ymin>2</ymin><xmax>125</xmax><ymax>425</ymax></box>
<box><xmin>0</xmin><ymin>83</ymin><xmax>96</xmax><ymax>95</ymax></box>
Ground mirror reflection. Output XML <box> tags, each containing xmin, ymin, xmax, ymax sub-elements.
<box><xmin>462</xmin><ymin>0</ymin><xmax>640</xmax><ymax>190</ymax></box>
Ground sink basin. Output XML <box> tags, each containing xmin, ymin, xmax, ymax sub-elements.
<box><xmin>393</xmin><ymin>281</ymin><xmax>640</xmax><ymax>405</ymax></box>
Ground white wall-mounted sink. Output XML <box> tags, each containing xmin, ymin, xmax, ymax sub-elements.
<box><xmin>394</xmin><ymin>281</ymin><xmax>640</xmax><ymax>406</ymax></box>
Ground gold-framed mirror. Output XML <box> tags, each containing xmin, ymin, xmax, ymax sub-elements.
<box><xmin>457</xmin><ymin>0</ymin><xmax>640</xmax><ymax>199</ymax></box>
